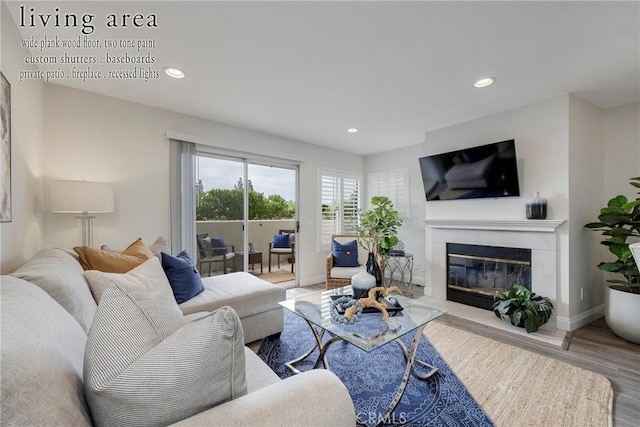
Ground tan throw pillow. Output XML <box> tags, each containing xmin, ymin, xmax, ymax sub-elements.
<box><xmin>83</xmin><ymin>257</ymin><xmax>182</xmax><ymax>317</ymax></box>
<box><xmin>101</xmin><ymin>236</ymin><xmax>169</xmax><ymax>260</ymax></box>
<box><xmin>74</xmin><ymin>238</ymin><xmax>154</xmax><ymax>273</ymax></box>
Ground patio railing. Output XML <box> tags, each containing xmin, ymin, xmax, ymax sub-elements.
<box><xmin>196</xmin><ymin>219</ymin><xmax>296</xmax><ymax>271</ymax></box>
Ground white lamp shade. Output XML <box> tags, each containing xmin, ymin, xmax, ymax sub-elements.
<box><xmin>50</xmin><ymin>180</ymin><xmax>114</xmax><ymax>213</ymax></box>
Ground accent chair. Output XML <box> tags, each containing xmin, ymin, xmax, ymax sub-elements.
<box><xmin>325</xmin><ymin>234</ymin><xmax>368</xmax><ymax>289</ymax></box>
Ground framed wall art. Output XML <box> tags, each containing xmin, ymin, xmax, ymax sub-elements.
<box><xmin>1</xmin><ymin>71</ymin><xmax>11</xmax><ymax>222</ymax></box>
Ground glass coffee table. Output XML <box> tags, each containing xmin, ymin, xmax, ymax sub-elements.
<box><xmin>279</xmin><ymin>286</ymin><xmax>448</xmax><ymax>426</ymax></box>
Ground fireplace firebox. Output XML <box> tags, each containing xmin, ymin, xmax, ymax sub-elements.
<box><xmin>447</xmin><ymin>243</ymin><xmax>531</xmax><ymax>310</ymax></box>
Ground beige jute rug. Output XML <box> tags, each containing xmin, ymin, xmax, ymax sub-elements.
<box><xmin>424</xmin><ymin>322</ymin><xmax>613</xmax><ymax>427</ymax></box>
<box><xmin>256</xmin><ymin>270</ymin><xmax>295</xmax><ymax>284</ymax></box>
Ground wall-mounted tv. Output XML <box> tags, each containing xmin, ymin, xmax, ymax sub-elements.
<box><xmin>418</xmin><ymin>139</ymin><xmax>520</xmax><ymax>201</ymax></box>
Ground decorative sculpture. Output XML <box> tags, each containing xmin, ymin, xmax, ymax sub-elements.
<box><xmin>344</xmin><ymin>286</ymin><xmax>402</xmax><ymax>321</ymax></box>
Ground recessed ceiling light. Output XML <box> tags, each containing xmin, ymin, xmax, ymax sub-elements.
<box><xmin>474</xmin><ymin>77</ymin><xmax>495</xmax><ymax>88</ymax></box>
<box><xmin>164</xmin><ymin>67</ymin><xmax>185</xmax><ymax>79</ymax></box>
<box><xmin>347</xmin><ymin>128</ymin><xmax>359</xmax><ymax>133</ymax></box>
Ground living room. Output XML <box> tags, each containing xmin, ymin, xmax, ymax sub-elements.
<box><xmin>1</xmin><ymin>1</ymin><xmax>639</xmax><ymax>426</ymax></box>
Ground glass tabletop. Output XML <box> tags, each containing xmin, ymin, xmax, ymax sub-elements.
<box><xmin>279</xmin><ymin>286</ymin><xmax>448</xmax><ymax>352</ymax></box>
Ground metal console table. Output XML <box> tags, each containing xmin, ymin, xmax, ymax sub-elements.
<box><xmin>384</xmin><ymin>253</ymin><xmax>414</xmax><ymax>297</ymax></box>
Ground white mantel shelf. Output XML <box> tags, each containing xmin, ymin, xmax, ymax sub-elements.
<box><xmin>423</xmin><ymin>218</ymin><xmax>566</xmax><ymax>233</ymax></box>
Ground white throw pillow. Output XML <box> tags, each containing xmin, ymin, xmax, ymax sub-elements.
<box><xmin>83</xmin><ymin>257</ymin><xmax>182</xmax><ymax>317</ymax></box>
<box><xmin>84</xmin><ymin>281</ymin><xmax>247</xmax><ymax>427</ymax></box>
<box><xmin>10</xmin><ymin>248</ymin><xmax>97</xmax><ymax>332</ymax></box>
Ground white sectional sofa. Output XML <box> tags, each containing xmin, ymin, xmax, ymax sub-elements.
<box><xmin>1</xmin><ymin>248</ymin><xmax>356</xmax><ymax>426</ymax></box>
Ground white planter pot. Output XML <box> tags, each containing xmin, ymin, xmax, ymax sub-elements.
<box><xmin>604</xmin><ymin>286</ymin><xmax>640</xmax><ymax>344</ymax></box>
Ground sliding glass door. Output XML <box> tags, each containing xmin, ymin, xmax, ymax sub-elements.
<box><xmin>194</xmin><ymin>151</ymin><xmax>298</xmax><ymax>286</ymax></box>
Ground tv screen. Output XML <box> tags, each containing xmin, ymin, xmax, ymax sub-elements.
<box><xmin>418</xmin><ymin>139</ymin><xmax>520</xmax><ymax>201</ymax></box>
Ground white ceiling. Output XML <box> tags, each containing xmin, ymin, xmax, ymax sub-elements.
<box><xmin>9</xmin><ymin>1</ymin><xmax>640</xmax><ymax>155</ymax></box>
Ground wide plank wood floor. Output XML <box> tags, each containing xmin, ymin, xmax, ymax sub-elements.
<box><xmin>286</xmin><ymin>284</ymin><xmax>639</xmax><ymax>426</ymax></box>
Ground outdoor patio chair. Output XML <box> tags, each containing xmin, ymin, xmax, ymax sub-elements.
<box><xmin>196</xmin><ymin>233</ymin><xmax>235</xmax><ymax>276</ymax></box>
<box><xmin>269</xmin><ymin>229</ymin><xmax>295</xmax><ymax>273</ymax></box>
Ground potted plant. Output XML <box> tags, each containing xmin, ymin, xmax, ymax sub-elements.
<box><xmin>584</xmin><ymin>176</ymin><xmax>640</xmax><ymax>343</ymax></box>
<box><xmin>356</xmin><ymin>196</ymin><xmax>403</xmax><ymax>284</ymax></box>
<box><xmin>492</xmin><ymin>284</ymin><xmax>554</xmax><ymax>333</ymax></box>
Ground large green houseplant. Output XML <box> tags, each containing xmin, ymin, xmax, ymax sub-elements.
<box><xmin>584</xmin><ymin>177</ymin><xmax>640</xmax><ymax>290</ymax></box>
<box><xmin>356</xmin><ymin>196</ymin><xmax>403</xmax><ymax>283</ymax></box>
<box><xmin>584</xmin><ymin>177</ymin><xmax>640</xmax><ymax>343</ymax></box>
<box><xmin>492</xmin><ymin>285</ymin><xmax>554</xmax><ymax>333</ymax></box>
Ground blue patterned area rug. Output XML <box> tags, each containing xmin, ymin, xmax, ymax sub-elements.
<box><xmin>258</xmin><ymin>311</ymin><xmax>494</xmax><ymax>427</ymax></box>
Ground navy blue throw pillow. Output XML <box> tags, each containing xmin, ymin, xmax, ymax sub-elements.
<box><xmin>161</xmin><ymin>250</ymin><xmax>205</xmax><ymax>304</ymax></box>
<box><xmin>273</xmin><ymin>234</ymin><xmax>290</xmax><ymax>248</ymax></box>
<box><xmin>332</xmin><ymin>239</ymin><xmax>359</xmax><ymax>267</ymax></box>
<box><xmin>211</xmin><ymin>236</ymin><xmax>226</xmax><ymax>248</ymax></box>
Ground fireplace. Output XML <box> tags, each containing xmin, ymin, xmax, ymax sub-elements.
<box><xmin>446</xmin><ymin>243</ymin><xmax>531</xmax><ymax>310</ymax></box>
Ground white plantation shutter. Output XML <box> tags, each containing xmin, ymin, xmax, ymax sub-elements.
<box><xmin>368</xmin><ymin>168</ymin><xmax>409</xmax><ymax>218</ymax></box>
<box><xmin>320</xmin><ymin>169</ymin><xmax>361</xmax><ymax>249</ymax></box>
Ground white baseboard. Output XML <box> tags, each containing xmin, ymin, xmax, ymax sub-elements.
<box><xmin>556</xmin><ymin>304</ymin><xmax>604</xmax><ymax>331</ymax></box>
<box><xmin>300</xmin><ymin>274</ymin><xmax>325</xmax><ymax>287</ymax></box>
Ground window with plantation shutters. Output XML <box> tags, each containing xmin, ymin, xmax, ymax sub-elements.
<box><xmin>319</xmin><ymin>169</ymin><xmax>361</xmax><ymax>250</ymax></box>
<box><xmin>368</xmin><ymin>167</ymin><xmax>410</xmax><ymax>218</ymax></box>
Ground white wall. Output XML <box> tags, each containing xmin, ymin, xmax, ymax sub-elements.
<box><xmin>568</xmin><ymin>95</ymin><xmax>605</xmax><ymax>322</ymax></box>
<box><xmin>0</xmin><ymin>1</ymin><xmax>46</xmax><ymax>273</ymax></box>
<box><xmin>42</xmin><ymin>84</ymin><xmax>363</xmax><ymax>284</ymax></box>
<box><xmin>421</xmin><ymin>96</ymin><xmax>570</xmax><ymax>221</ymax></box>
<box><xmin>366</xmin><ymin>99</ymin><xmax>570</xmax><ymax>269</ymax></box>
<box><xmin>364</xmin><ymin>143</ymin><xmax>429</xmax><ymax>284</ymax></box>
<box><xmin>604</xmin><ymin>102</ymin><xmax>640</xmax><ymax>199</ymax></box>
<box><xmin>367</xmin><ymin>97</ymin><xmax>639</xmax><ymax>329</ymax></box>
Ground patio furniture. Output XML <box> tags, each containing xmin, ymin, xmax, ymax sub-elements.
<box><xmin>196</xmin><ymin>233</ymin><xmax>235</xmax><ymax>276</ymax></box>
<box><xmin>269</xmin><ymin>229</ymin><xmax>295</xmax><ymax>273</ymax></box>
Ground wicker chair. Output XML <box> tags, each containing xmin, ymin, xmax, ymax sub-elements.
<box><xmin>325</xmin><ymin>234</ymin><xmax>368</xmax><ymax>289</ymax></box>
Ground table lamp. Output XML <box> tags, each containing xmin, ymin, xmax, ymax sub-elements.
<box><xmin>50</xmin><ymin>180</ymin><xmax>114</xmax><ymax>247</ymax></box>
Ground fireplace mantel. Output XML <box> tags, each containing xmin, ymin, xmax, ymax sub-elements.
<box><xmin>423</xmin><ymin>218</ymin><xmax>565</xmax><ymax>233</ymax></box>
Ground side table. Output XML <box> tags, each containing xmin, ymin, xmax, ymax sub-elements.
<box><xmin>235</xmin><ymin>250</ymin><xmax>263</xmax><ymax>273</ymax></box>
<box><xmin>384</xmin><ymin>253</ymin><xmax>414</xmax><ymax>297</ymax></box>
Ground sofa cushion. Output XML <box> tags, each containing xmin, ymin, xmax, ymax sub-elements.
<box><xmin>101</xmin><ymin>236</ymin><xmax>169</xmax><ymax>260</ymax></box>
<box><xmin>161</xmin><ymin>250</ymin><xmax>205</xmax><ymax>303</ymax></box>
<box><xmin>10</xmin><ymin>248</ymin><xmax>97</xmax><ymax>332</ymax></box>
<box><xmin>74</xmin><ymin>238</ymin><xmax>154</xmax><ymax>273</ymax></box>
<box><xmin>332</xmin><ymin>239</ymin><xmax>359</xmax><ymax>267</ymax></box>
<box><xmin>179</xmin><ymin>272</ymin><xmax>285</xmax><ymax>318</ymax></box>
<box><xmin>330</xmin><ymin>265</ymin><xmax>366</xmax><ymax>279</ymax></box>
<box><xmin>83</xmin><ymin>257</ymin><xmax>183</xmax><ymax>317</ymax></box>
<box><xmin>84</xmin><ymin>281</ymin><xmax>247</xmax><ymax>427</ymax></box>
<box><xmin>1</xmin><ymin>276</ymin><xmax>92</xmax><ymax>426</ymax></box>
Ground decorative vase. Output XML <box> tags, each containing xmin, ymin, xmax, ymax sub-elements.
<box><xmin>351</xmin><ymin>270</ymin><xmax>376</xmax><ymax>299</ymax></box>
<box><xmin>366</xmin><ymin>252</ymin><xmax>382</xmax><ymax>285</ymax></box>
<box><xmin>526</xmin><ymin>192</ymin><xmax>547</xmax><ymax>219</ymax></box>
<box><xmin>605</xmin><ymin>285</ymin><xmax>640</xmax><ymax>344</ymax></box>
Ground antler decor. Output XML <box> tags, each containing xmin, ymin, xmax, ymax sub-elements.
<box><xmin>344</xmin><ymin>286</ymin><xmax>402</xmax><ymax>321</ymax></box>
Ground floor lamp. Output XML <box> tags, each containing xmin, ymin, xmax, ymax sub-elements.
<box><xmin>50</xmin><ymin>180</ymin><xmax>114</xmax><ymax>247</ymax></box>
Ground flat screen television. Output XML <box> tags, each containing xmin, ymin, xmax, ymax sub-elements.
<box><xmin>418</xmin><ymin>139</ymin><xmax>520</xmax><ymax>201</ymax></box>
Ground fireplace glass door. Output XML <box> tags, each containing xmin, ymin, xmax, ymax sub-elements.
<box><xmin>447</xmin><ymin>243</ymin><xmax>531</xmax><ymax>310</ymax></box>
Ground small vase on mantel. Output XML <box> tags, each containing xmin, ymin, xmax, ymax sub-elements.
<box><xmin>365</xmin><ymin>252</ymin><xmax>382</xmax><ymax>285</ymax></box>
<box><xmin>526</xmin><ymin>192</ymin><xmax>547</xmax><ymax>220</ymax></box>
